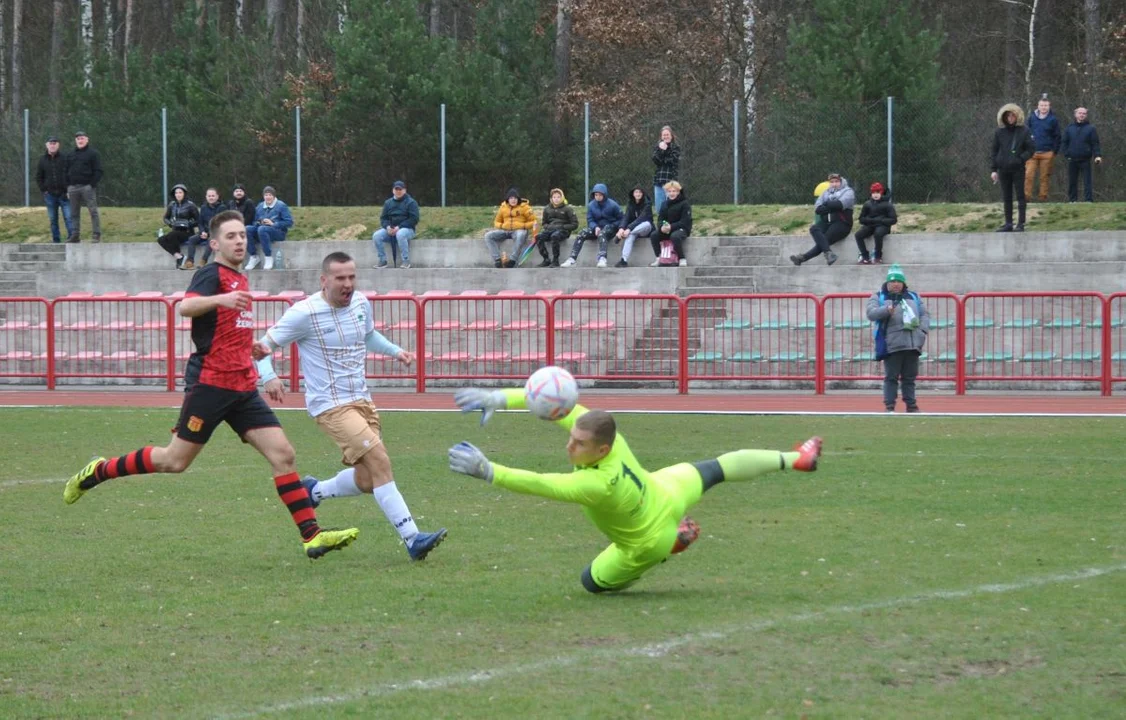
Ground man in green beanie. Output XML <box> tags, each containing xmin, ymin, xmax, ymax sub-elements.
<box><xmin>865</xmin><ymin>264</ymin><xmax>930</xmax><ymax>412</ymax></box>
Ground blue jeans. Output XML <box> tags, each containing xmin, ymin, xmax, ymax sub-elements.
<box><xmin>185</xmin><ymin>233</ymin><xmax>213</xmax><ymax>263</ymax></box>
<box><xmin>373</xmin><ymin>227</ymin><xmax>416</xmax><ymax>265</ymax></box>
<box><xmin>44</xmin><ymin>192</ymin><xmax>74</xmax><ymax>243</ymax></box>
<box><xmin>246</xmin><ymin>225</ymin><xmax>286</xmax><ymax>256</ymax></box>
<box><xmin>653</xmin><ymin>185</ymin><xmax>667</xmax><ymax>218</ymax></box>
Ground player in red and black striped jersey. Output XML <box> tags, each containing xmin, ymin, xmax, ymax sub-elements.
<box><xmin>63</xmin><ymin>211</ymin><xmax>359</xmax><ymax>559</ymax></box>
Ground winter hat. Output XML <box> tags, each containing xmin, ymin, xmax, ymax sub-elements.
<box><xmin>392</xmin><ymin>180</ymin><xmax>406</xmax><ymax>189</ymax></box>
<box><xmin>232</xmin><ymin>183</ymin><xmax>246</xmax><ymax>193</ymax></box>
<box><xmin>75</xmin><ymin>130</ymin><xmax>88</xmax><ymax>138</ymax></box>
<box><xmin>171</xmin><ymin>183</ymin><xmax>188</xmax><ymax>197</ymax></box>
<box><xmin>870</xmin><ymin>182</ymin><xmax>885</xmax><ymax>195</ymax></box>
<box><xmin>505</xmin><ymin>187</ymin><xmax>520</xmax><ymax>201</ymax></box>
<box><xmin>813</xmin><ymin>181</ymin><xmax>830</xmax><ymax>197</ymax></box>
<box><xmin>886</xmin><ymin>264</ymin><xmax>906</xmax><ymax>284</ymax></box>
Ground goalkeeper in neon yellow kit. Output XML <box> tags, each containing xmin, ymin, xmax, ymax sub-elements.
<box><xmin>449</xmin><ymin>387</ymin><xmax>823</xmax><ymax>594</ymax></box>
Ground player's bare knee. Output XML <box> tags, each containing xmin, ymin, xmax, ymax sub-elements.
<box><xmin>267</xmin><ymin>442</ymin><xmax>297</xmax><ymax>474</ymax></box>
<box><xmin>154</xmin><ymin>448</ymin><xmax>191</xmax><ymax>474</ymax></box>
<box><xmin>357</xmin><ymin>448</ymin><xmax>392</xmax><ymax>491</ymax></box>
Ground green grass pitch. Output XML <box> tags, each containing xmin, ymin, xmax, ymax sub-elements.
<box><xmin>1</xmin><ymin>407</ymin><xmax>1123</xmax><ymax>718</ymax></box>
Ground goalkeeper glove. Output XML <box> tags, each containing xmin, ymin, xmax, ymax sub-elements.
<box><xmin>454</xmin><ymin>388</ymin><xmax>507</xmax><ymax>426</ymax></box>
<box><xmin>448</xmin><ymin>441</ymin><xmax>494</xmax><ymax>483</ymax></box>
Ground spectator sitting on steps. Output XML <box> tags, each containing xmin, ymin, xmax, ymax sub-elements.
<box><xmin>245</xmin><ymin>186</ymin><xmax>293</xmax><ymax>270</ymax></box>
<box><xmin>229</xmin><ymin>184</ymin><xmax>256</xmax><ymax>226</ymax></box>
<box><xmin>373</xmin><ymin>180</ymin><xmax>421</xmax><ymax>269</ymax></box>
<box><xmin>652</xmin><ymin>180</ymin><xmax>692</xmax><ymax>267</ymax></box>
<box><xmin>791</xmin><ymin>173</ymin><xmax>855</xmax><ymax>267</ymax></box>
<box><xmin>615</xmin><ymin>184</ymin><xmax>654</xmax><ymax>268</ymax></box>
<box><xmin>855</xmin><ymin>182</ymin><xmax>897</xmax><ymax>265</ymax></box>
<box><xmin>185</xmin><ymin>187</ymin><xmax>227</xmax><ymax>268</ymax></box>
<box><xmin>485</xmin><ymin>187</ymin><xmax>536</xmax><ymax>268</ymax></box>
<box><xmin>563</xmin><ymin>183</ymin><xmax>623</xmax><ymax>268</ymax></box>
<box><xmin>157</xmin><ymin>183</ymin><xmax>200</xmax><ymax>270</ymax></box>
<box><xmin>535</xmin><ymin>188</ymin><xmax>578</xmax><ymax>268</ymax></box>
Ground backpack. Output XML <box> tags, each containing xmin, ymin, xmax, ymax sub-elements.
<box><xmin>658</xmin><ymin>239</ymin><xmax>679</xmax><ymax>266</ymax></box>
<box><xmin>872</xmin><ymin>289</ymin><xmax>920</xmax><ymax>361</ymax></box>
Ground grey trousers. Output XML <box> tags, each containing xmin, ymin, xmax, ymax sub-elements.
<box><xmin>485</xmin><ymin>229</ymin><xmax>528</xmax><ymax>262</ymax></box>
<box><xmin>67</xmin><ymin>184</ymin><xmax>102</xmax><ymax>242</ymax></box>
<box><xmin>883</xmin><ymin>350</ymin><xmax>919</xmax><ymax>409</ymax></box>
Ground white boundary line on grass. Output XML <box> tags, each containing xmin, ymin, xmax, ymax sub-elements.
<box><xmin>214</xmin><ymin>562</ymin><xmax>1126</xmax><ymax>720</ymax></box>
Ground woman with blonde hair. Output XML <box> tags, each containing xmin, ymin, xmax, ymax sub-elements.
<box><xmin>651</xmin><ymin>125</ymin><xmax>680</xmax><ymax>215</ymax></box>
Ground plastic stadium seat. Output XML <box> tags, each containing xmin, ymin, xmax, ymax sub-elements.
<box><xmin>850</xmin><ymin>352</ymin><xmax>874</xmax><ymax>362</ymax></box>
<box><xmin>689</xmin><ymin>351</ymin><xmax>724</xmax><ymax>362</ymax></box>
<box><xmin>253</xmin><ymin>319</ymin><xmax>273</xmax><ymax>329</ymax></box>
<box><xmin>465</xmin><ymin>320</ymin><xmax>500</xmax><ymax>331</ymax></box>
<box><xmin>535</xmin><ymin>289</ymin><xmax>563</xmax><ymax>298</ymax></box>
<box><xmin>610</xmin><ymin>290</ymin><xmax>640</xmax><ymax>296</ymax></box>
<box><xmin>822</xmin><ymin>351</ymin><xmax>845</xmax><ymax>361</ymax></box>
<box><xmin>249</xmin><ymin>290</ymin><xmax>270</xmax><ymax>298</ymax></box>
<box><xmin>1046</xmin><ymin>318</ymin><xmax>1082</xmax><ymax>328</ymax></box>
<box><xmin>276</xmin><ymin>290</ymin><xmax>305</xmax><ymax>299</ymax></box>
<box><xmin>512</xmin><ymin>351</ymin><xmax>545</xmax><ymax>363</ymax></box>
<box><xmin>1002</xmin><ymin>319</ymin><xmax>1040</xmax><ymax>328</ymax></box>
<box><xmin>767</xmin><ymin>352</ymin><xmax>806</xmax><ymax>362</ymax></box>
<box><xmin>435</xmin><ymin>351</ymin><xmax>472</xmax><ymax>362</ymax></box>
<box><xmin>974</xmin><ymin>352</ymin><xmax>1014</xmax><ymax>362</ymax></box>
<box><xmin>929</xmin><ymin>319</ymin><xmax>954</xmax><ymax>329</ymax></box>
<box><xmin>139</xmin><ymin>320</ymin><xmax>167</xmax><ymax>330</ymax></box>
<box><xmin>108</xmin><ymin>351</ymin><xmax>139</xmax><ymax>361</ymax></box>
<box><xmin>1</xmin><ymin>351</ymin><xmax>34</xmax><ymax>361</ymax></box>
<box><xmin>0</xmin><ymin>320</ymin><xmax>31</xmax><ymax>330</ymax></box>
<box><xmin>475</xmin><ymin>351</ymin><xmax>511</xmax><ymax>362</ymax></box>
<box><xmin>583</xmin><ymin>320</ymin><xmax>616</xmax><ymax>330</ymax></box>
<box><xmin>966</xmin><ymin>319</ymin><xmax>994</xmax><ymax>329</ymax></box>
<box><xmin>71</xmin><ymin>351</ymin><xmax>104</xmax><ymax>361</ymax></box>
<box><xmin>553</xmin><ymin>320</ymin><xmax>575</xmax><ymax>331</ymax></box>
<box><xmin>1020</xmin><ymin>351</ymin><xmax>1056</xmax><ymax>362</ymax></box>
<box><xmin>934</xmin><ymin>351</ymin><xmax>969</xmax><ymax>363</ymax></box>
<box><xmin>104</xmin><ymin>320</ymin><xmax>136</xmax><ymax>330</ymax></box>
<box><xmin>132</xmin><ymin>291</ymin><xmax>165</xmax><ymax>299</ymax></box>
<box><xmin>502</xmin><ymin>320</ymin><xmax>539</xmax><ymax>331</ymax></box>
<box><xmin>715</xmin><ymin>320</ymin><xmax>751</xmax><ymax>330</ymax></box>
<box><xmin>1062</xmin><ymin>351</ymin><xmax>1100</xmax><ymax>361</ymax></box>
<box><xmin>794</xmin><ymin>320</ymin><xmax>820</xmax><ymax>330</ymax></box>
<box><xmin>832</xmin><ymin>319</ymin><xmax>867</xmax><ymax>330</ymax></box>
<box><xmin>383</xmin><ymin>290</ymin><xmax>415</xmax><ymax>297</ymax></box>
<box><xmin>755</xmin><ymin>321</ymin><xmax>789</xmax><ymax>330</ymax></box>
<box><xmin>176</xmin><ymin>320</ymin><xmax>191</xmax><ymax>330</ymax></box>
<box><xmin>141</xmin><ymin>350</ymin><xmax>172</xmax><ymax>361</ymax></box>
<box><xmin>66</xmin><ymin>291</ymin><xmax>94</xmax><ymax>298</ymax></box>
<box><xmin>459</xmin><ymin>290</ymin><xmax>488</xmax><ymax>297</ymax></box>
<box><xmin>422</xmin><ymin>290</ymin><xmax>451</xmax><ymax>297</ymax></box>
<box><xmin>99</xmin><ymin>291</ymin><xmax>129</xmax><ymax>298</ymax></box>
<box><xmin>63</xmin><ymin>321</ymin><xmax>101</xmax><ymax>330</ymax></box>
<box><xmin>497</xmin><ymin>290</ymin><xmax>526</xmax><ymax>297</ymax></box>
<box><xmin>390</xmin><ymin>320</ymin><xmax>417</xmax><ymax>330</ymax></box>
<box><xmin>1111</xmin><ymin>352</ymin><xmax>1126</xmax><ymax>361</ymax></box>
<box><xmin>167</xmin><ymin>291</ymin><xmax>186</xmax><ymax>300</ymax></box>
<box><xmin>556</xmin><ymin>351</ymin><xmax>588</xmax><ymax>362</ymax></box>
<box><xmin>425</xmin><ymin>320</ymin><xmax>461</xmax><ymax>330</ymax></box>
<box><xmin>39</xmin><ymin>351</ymin><xmax>69</xmax><ymax>361</ymax></box>
<box><xmin>574</xmin><ymin>289</ymin><xmax>601</xmax><ymax>295</ymax></box>
<box><xmin>1086</xmin><ymin>319</ymin><xmax>1124</xmax><ymax>329</ymax></box>
<box><xmin>726</xmin><ymin>351</ymin><xmax>764</xmax><ymax>362</ymax></box>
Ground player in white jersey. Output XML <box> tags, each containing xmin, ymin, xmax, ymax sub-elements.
<box><xmin>251</xmin><ymin>251</ymin><xmax>446</xmax><ymax>561</ymax></box>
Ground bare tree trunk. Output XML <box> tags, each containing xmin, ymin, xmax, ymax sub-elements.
<box><xmin>10</xmin><ymin>0</ymin><xmax>21</xmax><ymax>113</ymax></box>
<box><xmin>236</xmin><ymin>0</ymin><xmax>245</xmax><ymax>33</ymax></box>
<box><xmin>195</xmin><ymin>0</ymin><xmax>206</xmax><ymax>30</ymax></box>
<box><xmin>1</xmin><ymin>0</ymin><xmax>7</xmax><ymax>113</ymax></box>
<box><xmin>742</xmin><ymin>0</ymin><xmax>757</xmax><ymax>146</ymax></box>
<box><xmin>549</xmin><ymin>0</ymin><xmax>573</xmax><ymax>188</ymax></box>
<box><xmin>1023</xmin><ymin>0</ymin><xmax>1039</xmax><ymax>107</ymax></box>
<box><xmin>337</xmin><ymin>0</ymin><xmax>348</xmax><ymax>34</ymax></box>
<box><xmin>81</xmin><ymin>0</ymin><xmax>94</xmax><ymax>89</ymax></box>
<box><xmin>267</xmin><ymin>0</ymin><xmax>285</xmax><ymax>54</ymax></box>
<box><xmin>104</xmin><ymin>0</ymin><xmax>114</xmax><ymax>57</ymax></box>
<box><xmin>49</xmin><ymin>0</ymin><xmax>65</xmax><ymax>110</ymax></box>
<box><xmin>124</xmin><ymin>0</ymin><xmax>134</xmax><ymax>85</ymax></box>
<box><xmin>1003</xmin><ymin>0</ymin><xmax>1018</xmax><ymax>97</ymax></box>
<box><xmin>1084</xmin><ymin>0</ymin><xmax>1101</xmax><ymax>90</ymax></box>
<box><xmin>297</xmin><ymin>0</ymin><xmax>305</xmax><ymax>62</ymax></box>
<box><xmin>429</xmin><ymin>0</ymin><xmax>441</xmax><ymax>38</ymax></box>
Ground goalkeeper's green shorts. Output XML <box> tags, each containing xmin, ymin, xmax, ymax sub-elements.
<box><xmin>588</xmin><ymin>462</ymin><xmax>704</xmax><ymax>591</ymax></box>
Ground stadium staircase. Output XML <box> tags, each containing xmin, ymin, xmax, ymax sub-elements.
<box><xmin>0</xmin><ymin>243</ymin><xmax>65</xmax><ymax>295</ymax></box>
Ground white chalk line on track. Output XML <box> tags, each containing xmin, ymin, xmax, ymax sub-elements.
<box><xmin>212</xmin><ymin>562</ymin><xmax>1126</xmax><ymax>720</ymax></box>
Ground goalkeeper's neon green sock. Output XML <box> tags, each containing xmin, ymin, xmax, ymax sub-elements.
<box><xmin>716</xmin><ymin>449</ymin><xmax>799</xmax><ymax>483</ymax></box>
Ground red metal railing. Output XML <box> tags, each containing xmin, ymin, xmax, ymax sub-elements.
<box><xmin>1</xmin><ymin>292</ymin><xmax>1123</xmax><ymax>395</ymax></box>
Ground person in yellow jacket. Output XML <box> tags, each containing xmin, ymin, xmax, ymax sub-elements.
<box><xmin>485</xmin><ymin>187</ymin><xmax>537</xmax><ymax>268</ymax></box>
<box><xmin>449</xmin><ymin>386</ymin><xmax>823</xmax><ymax>593</ymax></box>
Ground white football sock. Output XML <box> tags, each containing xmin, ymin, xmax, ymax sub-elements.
<box><xmin>314</xmin><ymin>468</ymin><xmax>364</xmax><ymax>501</ymax></box>
<box><xmin>373</xmin><ymin>481</ymin><xmax>419</xmax><ymax>544</ymax></box>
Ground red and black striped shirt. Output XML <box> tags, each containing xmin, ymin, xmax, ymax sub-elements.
<box><xmin>183</xmin><ymin>263</ymin><xmax>257</xmax><ymax>392</ymax></box>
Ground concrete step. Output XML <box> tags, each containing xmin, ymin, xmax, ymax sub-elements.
<box><xmin>1</xmin><ymin>261</ymin><xmax>56</xmax><ymax>272</ymax></box>
<box><xmin>678</xmin><ymin>286</ymin><xmax>755</xmax><ymax>297</ymax></box>
<box><xmin>0</xmin><ymin>282</ymin><xmax>37</xmax><ymax>295</ymax></box>
<box><xmin>683</xmin><ymin>275</ymin><xmax>755</xmax><ymax>288</ymax></box>
<box><xmin>710</xmin><ymin>246</ymin><xmax>779</xmax><ymax>260</ymax></box>
<box><xmin>692</xmin><ymin>266</ymin><xmax>776</xmax><ymax>278</ymax></box>
<box><xmin>7</xmin><ymin>251</ymin><xmax>68</xmax><ymax>263</ymax></box>
<box><xmin>18</xmin><ymin>243</ymin><xmax>66</xmax><ymax>254</ymax></box>
<box><xmin>716</xmin><ymin>237</ymin><xmax>783</xmax><ymax>248</ymax></box>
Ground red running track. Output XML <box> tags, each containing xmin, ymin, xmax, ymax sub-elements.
<box><xmin>1</xmin><ymin>389</ymin><xmax>1123</xmax><ymax>415</ymax></box>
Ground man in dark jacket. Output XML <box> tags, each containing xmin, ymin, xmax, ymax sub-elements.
<box><xmin>854</xmin><ymin>182</ymin><xmax>897</xmax><ymax>265</ymax></box>
<box><xmin>185</xmin><ymin>188</ymin><xmax>227</xmax><ymax>268</ymax></box>
<box><xmin>990</xmin><ymin>103</ymin><xmax>1035</xmax><ymax>232</ymax></box>
<box><xmin>229</xmin><ymin>184</ymin><xmax>256</xmax><ymax>226</ymax></box>
<box><xmin>791</xmin><ymin>173</ymin><xmax>855</xmax><ymax>267</ymax></box>
<box><xmin>35</xmin><ymin>136</ymin><xmax>74</xmax><ymax>244</ymax></box>
<box><xmin>65</xmin><ymin>130</ymin><xmax>104</xmax><ymax>243</ymax></box>
<box><xmin>372</xmin><ymin>180</ymin><xmax>421</xmax><ymax>269</ymax></box>
<box><xmin>1060</xmin><ymin>107</ymin><xmax>1103</xmax><ymax>203</ymax></box>
<box><xmin>865</xmin><ymin>264</ymin><xmax>929</xmax><ymax>413</ymax></box>
<box><xmin>536</xmin><ymin>188</ymin><xmax>578</xmax><ymax>267</ymax></box>
<box><xmin>1024</xmin><ymin>95</ymin><xmax>1061</xmax><ymax>202</ymax></box>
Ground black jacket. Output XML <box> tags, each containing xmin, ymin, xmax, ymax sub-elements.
<box><xmin>991</xmin><ymin>125</ymin><xmax>1035</xmax><ymax>172</ymax></box>
<box><xmin>229</xmin><ymin>197</ymin><xmax>256</xmax><ymax>226</ymax></box>
<box><xmin>859</xmin><ymin>197</ymin><xmax>897</xmax><ymax>228</ymax></box>
<box><xmin>197</xmin><ymin>201</ymin><xmax>227</xmax><ymax>237</ymax></box>
<box><xmin>658</xmin><ymin>190</ymin><xmax>693</xmax><ymax>235</ymax></box>
<box><xmin>621</xmin><ymin>185</ymin><xmax>654</xmax><ymax>231</ymax></box>
<box><xmin>36</xmin><ymin>152</ymin><xmax>68</xmax><ymax>194</ymax></box>
<box><xmin>65</xmin><ymin>145</ymin><xmax>104</xmax><ymax>187</ymax></box>
<box><xmin>540</xmin><ymin>202</ymin><xmax>578</xmax><ymax>234</ymax></box>
<box><xmin>164</xmin><ymin>193</ymin><xmax>200</xmax><ymax>233</ymax></box>
<box><xmin>1061</xmin><ymin>121</ymin><xmax>1102</xmax><ymax>160</ymax></box>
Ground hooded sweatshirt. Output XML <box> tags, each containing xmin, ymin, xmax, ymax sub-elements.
<box><xmin>540</xmin><ymin>189</ymin><xmax>578</xmax><ymax>234</ymax></box>
<box><xmin>163</xmin><ymin>184</ymin><xmax>200</xmax><ymax>232</ymax></box>
<box><xmin>814</xmin><ymin>179</ymin><xmax>856</xmax><ymax>225</ymax></box>
<box><xmin>621</xmin><ymin>184</ymin><xmax>654</xmax><ymax>231</ymax></box>
<box><xmin>991</xmin><ymin>103</ymin><xmax>1035</xmax><ymax>172</ymax></box>
<box><xmin>586</xmin><ymin>183</ymin><xmax>623</xmax><ymax>229</ymax></box>
<box><xmin>493</xmin><ymin>188</ymin><xmax>537</xmax><ymax>232</ymax></box>
<box><xmin>658</xmin><ymin>188</ymin><xmax>693</xmax><ymax>235</ymax></box>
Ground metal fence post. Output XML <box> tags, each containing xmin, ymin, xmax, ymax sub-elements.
<box><xmin>440</xmin><ymin>103</ymin><xmax>447</xmax><ymax>207</ymax></box>
<box><xmin>733</xmin><ymin>99</ymin><xmax>740</xmax><ymax>205</ymax></box>
<box><xmin>886</xmin><ymin>96</ymin><xmax>894</xmax><ymax>193</ymax></box>
<box><xmin>584</xmin><ymin>102</ymin><xmax>590</xmax><ymax>200</ymax></box>
<box><xmin>161</xmin><ymin>107</ymin><xmax>168</xmax><ymax>205</ymax></box>
<box><xmin>295</xmin><ymin>106</ymin><xmax>302</xmax><ymax>207</ymax></box>
<box><xmin>23</xmin><ymin>109</ymin><xmax>30</xmax><ymax>207</ymax></box>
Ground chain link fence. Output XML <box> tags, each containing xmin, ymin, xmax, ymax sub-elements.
<box><xmin>2</xmin><ymin>98</ymin><xmax>1122</xmax><ymax>208</ymax></box>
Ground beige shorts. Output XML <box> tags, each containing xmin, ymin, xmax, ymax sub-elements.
<box><xmin>314</xmin><ymin>400</ymin><xmax>383</xmax><ymax>465</ymax></box>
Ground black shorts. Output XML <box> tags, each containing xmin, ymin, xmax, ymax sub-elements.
<box><xmin>174</xmin><ymin>383</ymin><xmax>281</xmax><ymax>444</ymax></box>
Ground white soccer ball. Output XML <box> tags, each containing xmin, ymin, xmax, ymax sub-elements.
<box><xmin>524</xmin><ymin>366</ymin><xmax>579</xmax><ymax>421</ymax></box>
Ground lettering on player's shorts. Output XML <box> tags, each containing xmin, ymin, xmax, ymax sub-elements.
<box><xmin>187</xmin><ymin>416</ymin><xmax>204</xmax><ymax>432</ymax></box>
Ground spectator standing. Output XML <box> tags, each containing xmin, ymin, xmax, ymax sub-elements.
<box><xmin>854</xmin><ymin>182</ymin><xmax>897</xmax><ymax>265</ymax></box>
<box><xmin>1024</xmin><ymin>94</ymin><xmax>1061</xmax><ymax>202</ymax></box>
<box><xmin>791</xmin><ymin>173</ymin><xmax>855</xmax><ymax>267</ymax></box>
<box><xmin>535</xmin><ymin>188</ymin><xmax>578</xmax><ymax>268</ymax></box>
<box><xmin>372</xmin><ymin>180</ymin><xmax>421</xmax><ymax>269</ymax></box>
<box><xmin>229</xmin><ymin>184</ymin><xmax>256</xmax><ymax>226</ymax></box>
<box><xmin>245</xmin><ymin>186</ymin><xmax>293</xmax><ymax>270</ymax></box>
<box><xmin>614</xmin><ymin>184</ymin><xmax>653</xmax><ymax>268</ymax></box>
<box><xmin>485</xmin><ymin>187</ymin><xmax>536</xmax><ymax>268</ymax></box>
<box><xmin>157</xmin><ymin>184</ymin><xmax>200</xmax><ymax>269</ymax></box>
<box><xmin>35</xmin><ymin>135</ymin><xmax>74</xmax><ymax>244</ymax></box>
<box><xmin>652</xmin><ymin>181</ymin><xmax>692</xmax><ymax>267</ymax></box>
<box><xmin>562</xmin><ymin>183</ymin><xmax>623</xmax><ymax>268</ymax></box>
<box><xmin>185</xmin><ymin>188</ymin><xmax>227</xmax><ymax>268</ymax></box>
<box><xmin>651</xmin><ymin>126</ymin><xmax>680</xmax><ymax>215</ymax></box>
<box><xmin>1061</xmin><ymin>107</ymin><xmax>1103</xmax><ymax>203</ymax></box>
<box><xmin>990</xmin><ymin>103</ymin><xmax>1035</xmax><ymax>232</ymax></box>
<box><xmin>65</xmin><ymin>130</ymin><xmax>104</xmax><ymax>244</ymax></box>
<box><xmin>866</xmin><ymin>264</ymin><xmax>929</xmax><ymax>413</ymax></box>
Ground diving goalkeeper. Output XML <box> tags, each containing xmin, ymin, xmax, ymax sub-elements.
<box><xmin>449</xmin><ymin>388</ymin><xmax>823</xmax><ymax>594</ymax></box>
